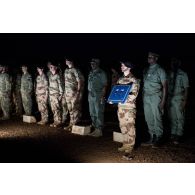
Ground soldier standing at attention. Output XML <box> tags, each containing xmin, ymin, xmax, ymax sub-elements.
<box><xmin>35</xmin><ymin>65</ymin><xmax>49</xmax><ymax>125</ymax></box>
<box><xmin>117</xmin><ymin>61</ymin><xmax>140</xmax><ymax>160</ymax></box>
<box><xmin>63</xmin><ymin>58</ymin><xmax>85</xmax><ymax>131</ymax></box>
<box><xmin>48</xmin><ymin>63</ymin><xmax>63</xmax><ymax>127</ymax></box>
<box><xmin>88</xmin><ymin>58</ymin><xmax>108</xmax><ymax>137</ymax></box>
<box><xmin>12</xmin><ymin>68</ymin><xmax>23</xmax><ymax>117</ymax></box>
<box><xmin>0</xmin><ymin>65</ymin><xmax>12</xmax><ymax>120</ymax></box>
<box><xmin>21</xmin><ymin>64</ymin><xmax>33</xmax><ymax>116</ymax></box>
<box><xmin>167</xmin><ymin>58</ymin><xmax>189</xmax><ymax>144</ymax></box>
<box><xmin>143</xmin><ymin>52</ymin><xmax>167</xmax><ymax>147</ymax></box>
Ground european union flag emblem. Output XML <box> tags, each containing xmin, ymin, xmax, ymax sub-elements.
<box><xmin>107</xmin><ymin>84</ymin><xmax>133</xmax><ymax>104</ymax></box>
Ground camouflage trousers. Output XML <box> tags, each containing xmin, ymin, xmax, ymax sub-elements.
<box><xmin>0</xmin><ymin>94</ymin><xmax>11</xmax><ymax>119</ymax></box>
<box><xmin>65</xmin><ymin>95</ymin><xmax>82</xmax><ymax>125</ymax></box>
<box><xmin>21</xmin><ymin>92</ymin><xmax>32</xmax><ymax>116</ymax></box>
<box><xmin>61</xmin><ymin>95</ymin><xmax>68</xmax><ymax>123</ymax></box>
<box><xmin>12</xmin><ymin>90</ymin><xmax>23</xmax><ymax>116</ymax></box>
<box><xmin>49</xmin><ymin>94</ymin><xmax>62</xmax><ymax>124</ymax></box>
<box><xmin>117</xmin><ymin>107</ymin><xmax>136</xmax><ymax>147</ymax></box>
<box><xmin>36</xmin><ymin>94</ymin><xmax>48</xmax><ymax>122</ymax></box>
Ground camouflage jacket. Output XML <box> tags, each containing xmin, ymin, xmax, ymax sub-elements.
<box><xmin>21</xmin><ymin>73</ymin><xmax>33</xmax><ymax>93</ymax></box>
<box><xmin>35</xmin><ymin>74</ymin><xmax>49</xmax><ymax>96</ymax></box>
<box><xmin>48</xmin><ymin>72</ymin><xmax>63</xmax><ymax>96</ymax></box>
<box><xmin>0</xmin><ymin>72</ymin><xmax>12</xmax><ymax>96</ymax></box>
<box><xmin>117</xmin><ymin>73</ymin><xmax>140</xmax><ymax>109</ymax></box>
<box><xmin>64</xmin><ymin>67</ymin><xmax>85</xmax><ymax>97</ymax></box>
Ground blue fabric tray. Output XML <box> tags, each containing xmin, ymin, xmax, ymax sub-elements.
<box><xmin>107</xmin><ymin>84</ymin><xmax>132</xmax><ymax>104</ymax></box>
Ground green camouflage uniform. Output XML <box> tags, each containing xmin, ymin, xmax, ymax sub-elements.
<box><xmin>143</xmin><ymin>64</ymin><xmax>167</xmax><ymax>139</ymax></box>
<box><xmin>21</xmin><ymin>72</ymin><xmax>33</xmax><ymax>116</ymax></box>
<box><xmin>117</xmin><ymin>73</ymin><xmax>140</xmax><ymax>149</ymax></box>
<box><xmin>48</xmin><ymin>72</ymin><xmax>63</xmax><ymax>124</ymax></box>
<box><xmin>0</xmin><ymin>72</ymin><xmax>12</xmax><ymax>119</ymax></box>
<box><xmin>88</xmin><ymin>68</ymin><xmax>108</xmax><ymax>131</ymax></box>
<box><xmin>35</xmin><ymin>74</ymin><xmax>49</xmax><ymax>123</ymax></box>
<box><xmin>167</xmin><ymin>69</ymin><xmax>189</xmax><ymax>136</ymax></box>
<box><xmin>64</xmin><ymin>67</ymin><xmax>85</xmax><ymax>125</ymax></box>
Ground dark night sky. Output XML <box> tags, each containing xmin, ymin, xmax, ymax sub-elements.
<box><xmin>0</xmin><ymin>33</ymin><xmax>195</xmax><ymax>85</ymax></box>
<box><xmin>1</xmin><ymin>33</ymin><xmax>195</xmax><ymax>63</ymax></box>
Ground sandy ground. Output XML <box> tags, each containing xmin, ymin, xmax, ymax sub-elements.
<box><xmin>0</xmin><ymin>115</ymin><xmax>195</xmax><ymax>163</ymax></box>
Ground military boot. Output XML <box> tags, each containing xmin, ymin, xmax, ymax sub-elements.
<box><xmin>37</xmin><ymin>120</ymin><xmax>48</xmax><ymax>125</ymax></box>
<box><xmin>88</xmin><ymin>129</ymin><xmax>102</xmax><ymax>137</ymax></box>
<box><xmin>124</xmin><ymin>144</ymin><xmax>134</xmax><ymax>154</ymax></box>
<box><xmin>64</xmin><ymin>124</ymin><xmax>72</xmax><ymax>131</ymax></box>
<box><xmin>118</xmin><ymin>144</ymin><xmax>126</xmax><ymax>152</ymax></box>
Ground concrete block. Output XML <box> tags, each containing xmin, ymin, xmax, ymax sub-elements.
<box><xmin>23</xmin><ymin>115</ymin><xmax>36</xmax><ymax>123</ymax></box>
<box><xmin>113</xmin><ymin>131</ymin><xmax>126</xmax><ymax>143</ymax></box>
<box><xmin>72</xmin><ymin>125</ymin><xmax>91</xmax><ymax>135</ymax></box>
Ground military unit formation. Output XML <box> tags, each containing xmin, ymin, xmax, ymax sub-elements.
<box><xmin>0</xmin><ymin>52</ymin><xmax>189</xmax><ymax>160</ymax></box>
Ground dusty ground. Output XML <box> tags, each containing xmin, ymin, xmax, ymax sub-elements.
<box><xmin>0</xmin><ymin>114</ymin><xmax>195</xmax><ymax>163</ymax></box>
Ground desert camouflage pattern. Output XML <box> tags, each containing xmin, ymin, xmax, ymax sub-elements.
<box><xmin>12</xmin><ymin>73</ymin><xmax>23</xmax><ymax>116</ymax></box>
<box><xmin>0</xmin><ymin>72</ymin><xmax>12</xmax><ymax>119</ymax></box>
<box><xmin>117</xmin><ymin>73</ymin><xmax>140</xmax><ymax>146</ymax></box>
<box><xmin>64</xmin><ymin>67</ymin><xmax>85</xmax><ymax>125</ymax></box>
<box><xmin>35</xmin><ymin>74</ymin><xmax>49</xmax><ymax>122</ymax></box>
<box><xmin>48</xmin><ymin>72</ymin><xmax>63</xmax><ymax>124</ymax></box>
<box><xmin>21</xmin><ymin>72</ymin><xmax>33</xmax><ymax>116</ymax></box>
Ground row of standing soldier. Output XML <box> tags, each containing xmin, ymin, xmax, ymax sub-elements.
<box><xmin>0</xmin><ymin>53</ymin><xmax>189</xmax><ymax>160</ymax></box>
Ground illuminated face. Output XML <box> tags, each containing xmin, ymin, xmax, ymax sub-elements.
<box><xmin>49</xmin><ymin>65</ymin><xmax>57</xmax><ymax>72</ymax></box>
<box><xmin>121</xmin><ymin>63</ymin><xmax>130</xmax><ymax>72</ymax></box>
<box><xmin>21</xmin><ymin>66</ymin><xmax>28</xmax><ymax>73</ymax></box>
<box><xmin>65</xmin><ymin>60</ymin><xmax>73</xmax><ymax>68</ymax></box>
<box><xmin>37</xmin><ymin>67</ymin><xmax>44</xmax><ymax>75</ymax></box>
<box><xmin>148</xmin><ymin>55</ymin><xmax>157</xmax><ymax>64</ymax></box>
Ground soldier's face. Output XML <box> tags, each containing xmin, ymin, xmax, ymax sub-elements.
<box><xmin>49</xmin><ymin>65</ymin><xmax>57</xmax><ymax>72</ymax></box>
<box><xmin>91</xmin><ymin>62</ymin><xmax>98</xmax><ymax>70</ymax></box>
<box><xmin>21</xmin><ymin>66</ymin><xmax>27</xmax><ymax>73</ymax></box>
<box><xmin>121</xmin><ymin>63</ymin><xmax>130</xmax><ymax>72</ymax></box>
<box><xmin>37</xmin><ymin>68</ymin><xmax>43</xmax><ymax>75</ymax></box>
<box><xmin>66</xmin><ymin>60</ymin><xmax>73</xmax><ymax>68</ymax></box>
<box><xmin>148</xmin><ymin>55</ymin><xmax>157</xmax><ymax>64</ymax></box>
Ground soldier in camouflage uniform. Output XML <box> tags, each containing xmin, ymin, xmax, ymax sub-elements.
<box><xmin>0</xmin><ymin>65</ymin><xmax>12</xmax><ymax>120</ymax></box>
<box><xmin>143</xmin><ymin>52</ymin><xmax>167</xmax><ymax>146</ymax></box>
<box><xmin>63</xmin><ymin>58</ymin><xmax>85</xmax><ymax>131</ymax></box>
<box><xmin>12</xmin><ymin>69</ymin><xmax>23</xmax><ymax>117</ymax></box>
<box><xmin>88</xmin><ymin>58</ymin><xmax>108</xmax><ymax>137</ymax></box>
<box><xmin>35</xmin><ymin>65</ymin><xmax>49</xmax><ymax>125</ymax></box>
<box><xmin>48</xmin><ymin>63</ymin><xmax>63</xmax><ymax>127</ymax></box>
<box><xmin>21</xmin><ymin>64</ymin><xmax>33</xmax><ymax>116</ymax></box>
<box><xmin>117</xmin><ymin>61</ymin><xmax>140</xmax><ymax>159</ymax></box>
<box><xmin>167</xmin><ymin>58</ymin><xmax>189</xmax><ymax>144</ymax></box>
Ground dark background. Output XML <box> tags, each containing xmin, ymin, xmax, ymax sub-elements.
<box><xmin>0</xmin><ymin>33</ymin><xmax>194</xmax><ymax>162</ymax></box>
<box><xmin>0</xmin><ymin>33</ymin><xmax>194</xmax><ymax>136</ymax></box>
